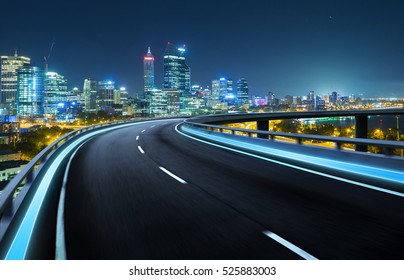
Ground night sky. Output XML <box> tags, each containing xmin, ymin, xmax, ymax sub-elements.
<box><xmin>2</xmin><ymin>0</ymin><xmax>404</xmax><ymax>97</ymax></box>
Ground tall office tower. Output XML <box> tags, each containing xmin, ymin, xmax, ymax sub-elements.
<box><xmin>163</xmin><ymin>43</ymin><xmax>190</xmax><ymax>96</ymax></box>
<box><xmin>307</xmin><ymin>90</ymin><xmax>315</xmax><ymax>110</ymax></box>
<box><xmin>16</xmin><ymin>66</ymin><xmax>44</xmax><ymax>117</ymax></box>
<box><xmin>83</xmin><ymin>78</ymin><xmax>97</xmax><ymax>113</ymax></box>
<box><xmin>237</xmin><ymin>78</ymin><xmax>249</xmax><ymax>106</ymax></box>
<box><xmin>1</xmin><ymin>51</ymin><xmax>31</xmax><ymax>109</ymax></box>
<box><xmin>226</xmin><ymin>79</ymin><xmax>233</xmax><ymax>94</ymax></box>
<box><xmin>119</xmin><ymin>87</ymin><xmax>129</xmax><ymax>115</ymax></box>
<box><xmin>214</xmin><ymin>77</ymin><xmax>232</xmax><ymax>102</ymax></box>
<box><xmin>44</xmin><ymin>71</ymin><xmax>68</xmax><ymax>117</ymax></box>
<box><xmin>98</xmin><ymin>80</ymin><xmax>115</xmax><ymax>109</ymax></box>
<box><xmin>211</xmin><ymin>79</ymin><xmax>220</xmax><ymax>100</ymax></box>
<box><xmin>329</xmin><ymin>91</ymin><xmax>338</xmax><ymax>105</ymax></box>
<box><xmin>307</xmin><ymin>90</ymin><xmax>314</xmax><ymax>101</ymax></box>
<box><xmin>143</xmin><ymin>47</ymin><xmax>155</xmax><ymax>92</ymax></box>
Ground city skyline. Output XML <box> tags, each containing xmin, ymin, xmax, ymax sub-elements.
<box><xmin>1</xmin><ymin>0</ymin><xmax>404</xmax><ymax>97</ymax></box>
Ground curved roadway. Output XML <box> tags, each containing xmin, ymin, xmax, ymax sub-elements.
<box><xmin>64</xmin><ymin>119</ymin><xmax>404</xmax><ymax>259</ymax></box>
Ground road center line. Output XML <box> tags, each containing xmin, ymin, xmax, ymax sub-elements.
<box><xmin>136</xmin><ymin>135</ymin><xmax>139</xmax><ymax>141</ymax></box>
<box><xmin>159</xmin><ymin>167</ymin><xmax>187</xmax><ymax>184</ymax></box>
<box><xmin>141</xmin><ymin>129</ymin><xmax>146</xmax><ymax>133</ymax></box>
<box><xmin>263</xmin><ymin>230</ymin><xmax>318</xmax><ymax>260</ymax></box>
<box><xmin>151</xmin><ymin>125</ymin><xmax>155</xmax><ymax>128</ymax></box>
<box><xmin>138</xmin><ymin>146</ymin><xmax>145</xmax><ymax>154</ymax></box>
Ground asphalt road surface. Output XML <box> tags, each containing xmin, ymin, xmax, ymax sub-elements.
<box><xmin>64</xmin><ymin>119</ymin><xmax>404</xmax><ymax>259</ymax></box>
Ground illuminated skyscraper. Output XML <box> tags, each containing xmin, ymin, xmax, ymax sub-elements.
<box><xmin>1</xmin><ymin>51</ymin><xmax>31</xmax><ymax>109</ymax></box>
<box><xmin>16</xmin><ymin>66</ymin><xmax>44</xmax><ymax>117</ymax></box>
<box><xmin>44</xmin><ymin>71</ymin><xmax>68</xmax><ymax>117</ymax></box>
<box><xmin>98</xmin><ymin>80</ymin><xmax>115</xmax><ymax>109</ymax></box>
<box><xmin>143</xmin><ymin>47</ymin><xmax>154</xmax><ymax>92</ymax></box>
<box><xmin>83</xmin><ymin>78</ymin><xmax>97</xmax><ymax>113</ymax></box>
<box><xmin>237</xmin><ymin>78</ymin><xmax>249</xmax><ymax>106</ymax></box>
<box><xmin>163</xmin><ymin>43</ymin><xmax>190</xmax><ymax>96</ymax></box>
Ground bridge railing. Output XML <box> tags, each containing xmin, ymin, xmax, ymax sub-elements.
<box><xmin>183</xmin><ymin>120</ymin><xmax>404</xmax><ymax>156</ymax></box>
<box><xmin>0</xmin><ymin>120</ymin><xmax>129</xmax><ymax>242</ymax></box>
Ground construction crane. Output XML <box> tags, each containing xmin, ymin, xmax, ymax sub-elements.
<box><xmin>44</xmin><ymin>41</ymin><xmax>55</xmax><ymax>73</ymax></box>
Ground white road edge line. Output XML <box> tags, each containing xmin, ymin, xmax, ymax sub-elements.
<box><xmin>159</xmin><ymin>167</ymin><xmax>187</xmax><ymax>184</ymax></box>
<box><xmin>141</xmin><ymin>129</ymin><xmax>146</xmax><ymax>133</ymax></box>
<box><xmin>138</xmin><ymin>146</ymin><xmax>145</xmax><ymax>154</ymax></box>
<box><xmin>263</xmin><ymin>230</ymin><xmax>318</xmax><ymax>260</ymax></box>
<box><xmin>136</xmin><ymin>135</ymin><xmax>139</xmax><ymax>141</ymax></box>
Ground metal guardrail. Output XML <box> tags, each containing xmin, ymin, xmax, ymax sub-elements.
<box><xmin>183</xmin><ymin>120</ymin><xmax>404</xmax><ymax>155</ymax></box>
<box><xmin>0</xmin><ymin>119</ymin><xmax>132</xmax><ymax>242</ymax></box>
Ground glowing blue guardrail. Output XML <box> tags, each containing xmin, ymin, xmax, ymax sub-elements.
<box><xmin>183</xmin><ymin>120</ymin><xmax>404</xmax><ymax>155</ymax></box>
<box><xmin>180</xmin><ymin>119</ymin><xmax>404</xmax><ymax>195</ymax></box>
<box><xmin>0</xmin><ymin>118</ymin><xmax>153</xmax><ymax>259</ymax></box>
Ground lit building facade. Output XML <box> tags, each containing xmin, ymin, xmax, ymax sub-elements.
<box><xmin>83</xmin><ymin>78</ymin><xmax>97</xmax><ymax>113</ymax></box>
<box><xmin>146</xmin><ymin>89</ymin><xmax>167</xmax><ymax>116</ymax></box>
<box><xmin>98</xmin><ymin>80</ymin><xmax>115</xmax><ymax>110</ymax></box>
<box><xmin>163</xmin><ymin>43</ymin><xmax>190</xmax><ymax>96</ymax></box>
<box><xmin>143</xmin><ymin>47</ymin><xmax>155</xmax><ymax>92</ymax></box>
<box><xmin>237</xmin><ymin>78</ymin><xmax>249</xmax><ymax>106</ymax></box>
<box><xmin>44</xmin><ymin>71</ymin><xmax>68</xmax><ymax>117</ymax></box>
<box><xmin>0</xmin><ymin>51</ymin><xmax>31</xmax><ymax>109</ymax></box>
<box><xmin>16</xmin><ymin>66</ymin><xmax>44</xmax><ymax>117</ymax></box>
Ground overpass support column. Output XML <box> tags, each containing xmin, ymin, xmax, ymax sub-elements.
<box><xmin>355</xmin><ymin>115</ymin><xmax>368</xmax><ymax>152</ymax></box>
<box><xmin>257</xmin><ymin>120</ymin><xmax>269</xmax><ymax>139</ymax></box>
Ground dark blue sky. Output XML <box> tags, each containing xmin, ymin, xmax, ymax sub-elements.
<box><xmin>1</xmin><ymin>0</ymin><xmax>404</xmax><ymax>97</ymax></box>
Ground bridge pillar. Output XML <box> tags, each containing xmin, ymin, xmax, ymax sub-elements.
<box><xmin>355</xmin><ymin>115</ymin><xmax>368</xmax><ymax>152</ymax></box>
<box><xmin>257</xmin><ymin>120</ymin><xmax>269</xmax><ymax>139</ymax></box>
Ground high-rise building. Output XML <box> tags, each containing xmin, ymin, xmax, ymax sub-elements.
<box><xmin>83</xmin><ymin>78</ymin><xmax>97</xmax><ymax>113</ymax></box>
<box><xmin>143</xmin><ymin>47</ymin><xmax>155</xmax><ymax>93</ymax></box>
<box><xmin>98</xmin><ymin>80</ymin><xmax>115</xmax><ymax>110</ymax></box>
<box><xmin>44</xmin><ymin>71</ymin><xmax>68</xmax><ymax>117</ymax></box>
<box><xmin>237</xmin><ymin>78</ymin><xmax>249</xmax><ymax>106</ymax></box>
<box><xmin>118</xmin><ymin>87</ymin><xmax>129</xmax><ymax>115</ymax></box>
<box><xmin>1</xmin><ymin>51</ymin><xmax>31</xmax><ymax>109</ymax></box>
<box><xmin>212</xmin><ymin>77</ymin><xmax>233</xmax><ymax>102</ymax></box>
<box><xmin>16</xmin><ymin>66</ymin><xmax>44</xmax><ymax>117</ymax></box>
<box><xmin>163</xmin><ymin>43</ymin><xmax>190</xmax><ymax>96</ymax></box>
<box><xmin>329</xmin><ymin>91</ymin><xmax>338</xmax><ymax>105</ymax></box>
<box><xmin>146</xmin><ymin>88</ymin><xmax>167</xmax><ymax>115</ymax></box>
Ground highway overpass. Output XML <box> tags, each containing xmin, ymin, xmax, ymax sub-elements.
<box><xmin>0</xmin><ymin>110</ymin><xmax>403</xmax><ymax>260</ymax></box>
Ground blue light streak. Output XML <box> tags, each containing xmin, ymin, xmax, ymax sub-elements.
<box><xmin>178</xmin><ymin>125</ymin><xmax>404</xmax><ymax>197</ymax></box>
<box><xmin>5</xmin><ymin>120</ymin><xmax>172</xmax><ymax>260</ymax></box>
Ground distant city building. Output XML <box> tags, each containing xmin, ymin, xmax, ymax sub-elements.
<box><xmin>146</xmin><ymin>88</ymin><xmax>167</xmax><ymax>115</ymax></box>
<box><xmin>44</xmin><ymin>71</ymin><xmax>68</xmax><ymax>117</ymax></box>
<box><xmin>164</xmin><ymin>89</ymin><xmax>180</xmax><ymax>114</ymax></box>
<box><xmin>119</xmin><ymin>87</ymin><xmax>129</xmax><ymax>115</ymax></box>
<box><xmin>211</xmin><ymin>79</ymin><xmax>220</xmax><ymax>101</ymax></box>
<box><xmin>98</xmin><ymin>80</ymin><xmax>115</xmax><ymax>110</ymax></box>
<box><xmin>16</xmin><ymin>66</ymin><xmax>44</xmax><ymax>117</ymax></box>
<box><xmin>330</xmin><ymin>91</ymin><xmax>338</xmax><ymax>105</ymax></box>
<box><xmin>83</xmin><ymin>78</ymin><xmax>97</xmax><ymax>113</ymax></box>
<box><xmin>268</xmin><ymin>91</ymin><xmax>276</xmax><ymax>105</ymax></box>
<box><xmin>0</xmin><ymin>118</ymin><xmax>20</xmax><ymax>145</ymax></box>
<box><xmin>212</xmin><ymin>77</ymin><xmax>233</xmax><ymax>103</ymax></box>
<box><xmin>143</xmin><ymin>47</ymin><xmax>155</xmax><ymax>92</ymax></box>
<box><xmin>163</xmin><ymin>43</ymin><xmax>191</xmax><ymax>96</ymax></box>
<box><xmin>0</xmin><ymin>160</ymin><xmax>29</xmax><ymax>182</ymax></box>
<box><xmin>0</xmin><ymin>51</ymin><xmax>31</xmax><ymax>109</ymax></box>
<box><xmin>237</xmin><ymin>78</ymin><xmax>249</xmax><ymax>106</ymax></box>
